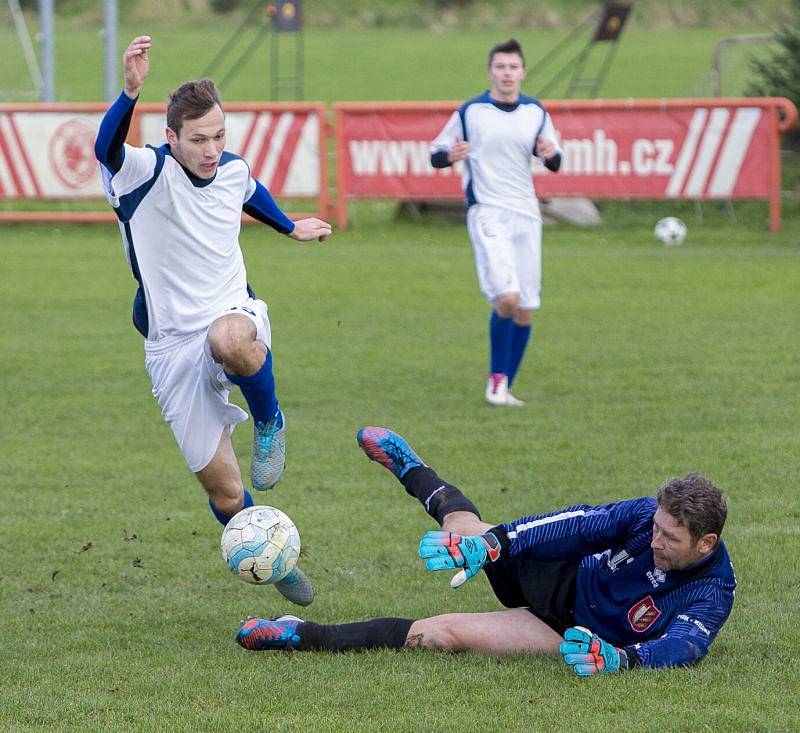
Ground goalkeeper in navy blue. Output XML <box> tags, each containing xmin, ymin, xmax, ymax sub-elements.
<box><xmin>94</xmin><ymin>36</ymin><xmax>329</xmax><ymax>605</ymax></box>
<box><xmin>430</xmin><ymin>39</ymin><xmax>563</xmax><ymax>407</ymax></box>
<box><xmin>237</xmin><ymin>427</ymin><xmax>735</xmax><ymax>675</ymax></box>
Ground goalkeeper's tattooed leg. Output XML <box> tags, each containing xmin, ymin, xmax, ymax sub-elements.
<box><xmin>404</xmin><ymin>610</ymin><xmax>562</xmax><ymax>654</ymax></box>
<box><xmin>404</xmin><ymin>631</ymin><xmax>426</xmax><ymax>650</ymax></box>
<box><xmin>239</xmin><ymin>611</ymin><xmax>562</xmax><ymax>655</ymax></box>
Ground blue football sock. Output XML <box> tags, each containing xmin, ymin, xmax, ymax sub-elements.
<box><xmin>507</xmin><ymin>323</ymin><xmax>532</xmax><ymax>388</ymax></box>
<box><xmin>489</xmin><ymin>311</ymin><xmax>514</xmax><ymax>375</ymax></box>
<box><xmin>225</xmin><ymin>350</ymin><xmax>279</xmax><ymax>426</ymax></box>
<box><xmin>209</xmin><ymin>489</ymin><xmax>254</xmax><ymax>527</ymax></box>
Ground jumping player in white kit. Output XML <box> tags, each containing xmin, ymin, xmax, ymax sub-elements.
<box><xmin>430</xmin><ymin>39</ymin><xmax>563</xmax><ymax>406</ymax></box>
<box><xmin>94</xmin><ymin>35</ymin><xmax>330</xmax><ymax>605</ymax></box>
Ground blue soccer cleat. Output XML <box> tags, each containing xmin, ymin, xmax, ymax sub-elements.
<box><xmin>236</xmin><ymin>614</ymin><xmax>303</xmax><ymax>651</ymax></box>
<box><xmin>274</xmin><ymin>566</ymin><xmax>315</xmax><ymax>607</ymax></box>
<box><xmin>357</xmin><ymin>426</ymin><xmax>425</xmax><ymax>480</ymax></box>
<box><xmin>251</xmin><ymin>409</ymin><xmax>286</xmax><ymax>491</ymax></box>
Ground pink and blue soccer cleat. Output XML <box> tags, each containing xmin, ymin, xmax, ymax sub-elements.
<box><xmin>357</xmin><ymin>426</ymin><xmax>425</xmax><ymax>479</ymax></box>
<box><xmin>236</xmin><ymin>615</ymin><xmax>303</xmax><ymax>651</ymax></box>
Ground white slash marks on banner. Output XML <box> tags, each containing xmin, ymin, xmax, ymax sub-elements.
<box><xmin>239</xmin><ymin>112</ymin><xmax>295</xmax><ymax>187</ymax></box>
<box><xmin>685</xmin><ymin>108</ymin><xmax>730</xmax><ymax>196</ymax></box>
<box><xmin>666</xmin><ymin>108</ymin><xmax>708</xmax><ymax>198</ymax></box>
<box><xmin>239</xmin><ymin>111</ymin><xmax>274</xmax><ymax>163</ymax></box>
<box><xmin>667</xmin><ymin>107</ymin><xmax>761</xmax><ymax>198</ymax></box>
<box><xmin>0</xmin><ymin>112</ymin><xmax>40</xmax><ymax>197</ymax></box>
<box><xmin>259</xmin><ymin>113</ymin><xmax>294</xmax><ymax>186</ymax></box>
<box><xmin>282</xmin><ymin>114</ymin><xmax>320</xmax><ymax>196</ymax></box>
<box><xmin>708</xmin><ymin>108</ymin><xmax>762</xmax><ymax>197</ymax></box>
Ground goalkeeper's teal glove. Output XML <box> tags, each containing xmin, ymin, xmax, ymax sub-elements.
<box><xmin>560</xmin><ymin>626</ymin><xmax>629</xmax><ymax>676</ymax></box>
<box><xmin>418</xmin><ymin>530</ymin><xmax>501</xmax><ymax>588</ymax></box>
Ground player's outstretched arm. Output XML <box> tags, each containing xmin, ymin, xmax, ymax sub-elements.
<box><xmin>418</xmin><ymin>530</ymin><xmax>501</xmax><ymax>589</ymax></box>
<box><xmin>560</xmin><ymin>626</ymin><xmax>629</xmax><ymax>676</ymax></box>
<box><xmin>124</xmin><ymin>35</ymin><xmax>151</xmax><ymax>99</ymax></box>
<box><xmin>287</xmin><ymin>217</ymin><xmax>332</xmax><ymax>242</ymax></box>
<box><xmin>96</xmin><ymin>39</ymin><xmax>149</xmax><ymax>171</ymax></box>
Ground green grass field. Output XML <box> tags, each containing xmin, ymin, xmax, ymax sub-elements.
<box><xmin>1</xmin><ymin>11</ymin><xmax>800</xmax><ymax>733</ymax></box>
<box><xmin>1</xmin><ymin>215</ymin><xmax>799</xmax><ymax>731</ymax></box>
<box><xmin>0</xmin><ymin>21</ymin><xmax>782</xmax><ymax>102</ymax></box>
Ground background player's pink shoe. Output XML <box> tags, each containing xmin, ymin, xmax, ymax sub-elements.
<box><xmin>485</xmin><ymin>373</ymin><xmax>509</xmax><ymax>405</ymax></box>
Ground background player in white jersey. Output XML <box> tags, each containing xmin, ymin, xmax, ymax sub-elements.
<box><xmin>430</xmin><ymin>39</ymin><xmax>563</xmax><ymax>406</ymax></box>
<box><xmin>94</xmin><ymin>36</ymin><xmax>330</xmax><ymax>604</ymax></box>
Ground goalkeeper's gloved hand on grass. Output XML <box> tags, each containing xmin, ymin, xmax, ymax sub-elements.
<box><xmin>418</xmin><ymin>530</ymin><xmax>501</xmax><ymax>588</ymax></box>
<box><xmin>560</xmin><ymin>626</ymin><xmax>629</xmax><ymax>676</ymax></box>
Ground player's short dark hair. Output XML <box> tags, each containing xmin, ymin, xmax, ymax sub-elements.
<box><xmin>488</xmin><ymin>38</ymin><xmax>526</xmax><ymax>68</ymax></box>
<box><xmin>656</xmin><ymin>473</ymin><xmax>727</xmax><ymax>540</ymax></box>
<box><xmin>166</xmin><ymin>79</ymin><xmax>223</xmax><ymax>137</ymax></box>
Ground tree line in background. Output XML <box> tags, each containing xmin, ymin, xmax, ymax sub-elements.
<box><xmin>746</xmin><ymin>0</ymin><xmax>800</xmax><ymax>140</ymax></box>
<box><xmin>12</xmin><ymin>0</ymin><xmax>794</xmax><ymax>28</ymax></box>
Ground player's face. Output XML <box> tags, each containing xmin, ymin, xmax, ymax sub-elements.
<box><xmin>166</xmin><ymin>104</ymin><xmax>226</xmax><ymax>179</ymax></box>
<box><xmin>650</xmin><ymin>507</ymin><xmax>716</xmax><ymax>571</ymax></box>
<box><xmin>488</xmin><ymin>52</ymin><xmax>526</xmax><ymax>102</ymax></box>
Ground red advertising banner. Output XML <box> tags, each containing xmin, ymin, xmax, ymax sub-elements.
<box><xmin>334</xmin><ymin>98</ymin><xmax>797</xmax><ymax>231</ymax></box>
<box><xmin>0</xmin><ymin>102</ymin><xmax>328</xmax><ymax>224</ymax></box>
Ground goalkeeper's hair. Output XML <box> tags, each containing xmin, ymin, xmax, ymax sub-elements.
<box><xmin>488</xmin><ymin>38</ymin><xmax>525</xmax><ymax>68</ymax></box>
<box><xmin>656</xmin><ymin>474</ymin><xmax>727</xmax><ymax>540</ymax></box>
<box><xmin>167</xmin><ymin>79</ymin><xmax>223</xmax><ymax>137</ymax></box>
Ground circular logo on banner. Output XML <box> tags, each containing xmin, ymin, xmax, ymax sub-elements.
<box><xmin>49</xmin><ymin>119</ymin><xmax>97</xmax><ymax>189</ymax></box>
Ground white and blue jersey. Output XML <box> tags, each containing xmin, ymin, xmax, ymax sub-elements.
<box><xmin>95</xmin><ymin>92</ymin><xmax>295</xmax><ymax>341</ymax></box>
<box><xmin>496</xmin><ymin>497</ymin><xmax>736</xmax><ymax>669</ymax></box>
<box><xmin>430</xmin><ymin>91</ymin><xmax>562</xmax><ymax>220</ymax></box>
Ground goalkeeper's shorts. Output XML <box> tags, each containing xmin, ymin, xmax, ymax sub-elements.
<box><xmin>484</xmin><ymin>555</ymin><xmax>580</xmax><ymax>635</ymax></box>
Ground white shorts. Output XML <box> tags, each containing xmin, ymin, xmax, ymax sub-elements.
<box><xmin>144</xmin><ymin>298</ymin><xmax>272</xmax><ymax>473</ymax></box>
<box><xmin>466</xmin><ymin>204</ymin><xmax>542</xmax><ymax>310</ymax></box>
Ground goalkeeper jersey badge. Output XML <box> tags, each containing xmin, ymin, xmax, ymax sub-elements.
<box><xmin>628</xmin><ymin>595</ymin><xmax>662</xmax><ymax>632</ymax></box>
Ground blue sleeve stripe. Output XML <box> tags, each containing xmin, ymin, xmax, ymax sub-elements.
<box><xmin>122</xmin><ymin>221</ymin><xmax>149</xmax><ymax>338</ymax></box>
<box><xmin>218</xmin><ymin>150</ymin><xmax>241</xmax><ymax>167</ymax></box>
<box><xmin>465</xmin><ymin>176</ymin><xmax>477</xmax><ymax>207</ymax></box>
<box><xmin>95</xmin><ymin>91</ymin><xmax>136</xmax><ymax>173</ymax></box>
<box><xmin>457</xmin><ymin>107</ymin><xmax>468</xmax><ymax>143</ymax></box>
<box><xmin>114</xmin><ymin>145</ymin><xmax>165</xmax><ymax>223</ymax></box>
<box><xmin>532</xmin><ymin>106</ymin><xmax>548</xmax><ymax>156</ymax></box>
<box><xmin>243</xmin><ymin>179</ymin><xmax>294</xmax><ymax>233</ymax></box>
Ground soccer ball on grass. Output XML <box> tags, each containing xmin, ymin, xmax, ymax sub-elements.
<box><xmin>654</xmin><ymin>216</ymin><xmax>687</xmax><ymax>245</ymax></box>
<box><xmin>221</xmin><ymin>505</ymin><xmax>300</xmax><ymax>584</ymax></box>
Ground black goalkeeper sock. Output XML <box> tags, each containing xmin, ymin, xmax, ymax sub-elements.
<box><xmin>400</xmin><ymin>466</ymin><xmax>481</xmax><ymax>526</ymax></box>
<box><xmin>296</xmin><ymin>618</ymin><xmax>414</xmax><ymax>651</ymax></box>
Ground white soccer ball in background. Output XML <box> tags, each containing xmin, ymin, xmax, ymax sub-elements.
<box><xmin>654</xmin><ymin>216</ymin><xmax>688</xmax><ymax>246</ymax></box>
<box><xmin>221</xmin><ymin>505</ymin><xmax>300</xmax><ymax>585</ymax></box>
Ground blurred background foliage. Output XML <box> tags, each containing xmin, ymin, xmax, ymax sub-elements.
<box><xmin>12</xmin><ymin>0</ymin><xmax>796</xmax><ymax>28</ymax></box>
